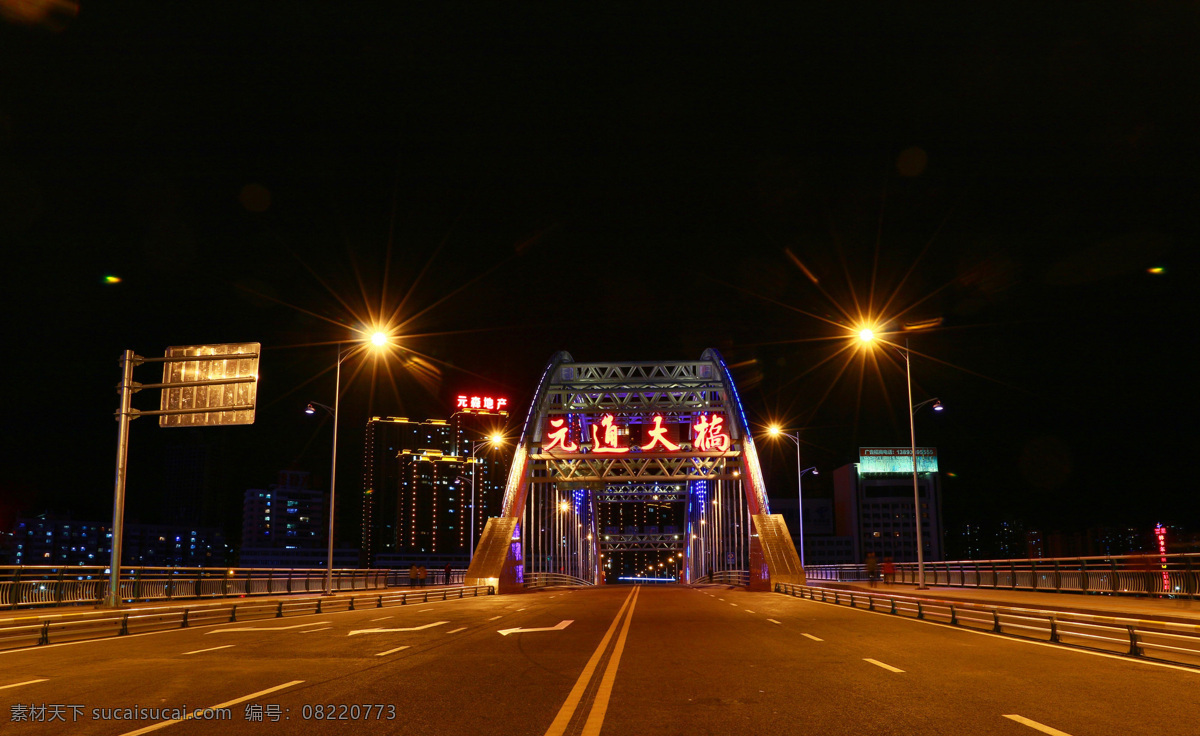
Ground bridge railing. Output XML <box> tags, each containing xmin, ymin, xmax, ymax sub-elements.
<box><xmin>775</xmin><ymin>581</ymin><xmax>1200</xmax><ymax>667</ymax></box>
<box><xmin>525</xmin><ymin>572</ymin><xmax>595</xmax><ymax>589</ymax></box>
<box><xmin>0</xmin><ymin>583</ymin><xmax>495</xmax><ymax>651</ymax></box>
<box><xmin>694</xmin><ymin>570</ymin><xmax>749</xmax><ymax>586</ymax></box>
<box><xmin>803</xmin><ymin>552</ymin><xmax>1200</xmax><ymax>599</ymax></box>
<box><xmin>0</xmin><ymin>566</ymin><xmax>469</xmax><ymax>609</ymax></box>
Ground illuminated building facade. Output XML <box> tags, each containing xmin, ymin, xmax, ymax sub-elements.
<box><xmin>11</xmin><ymin>517</ymin><xmax>224</xmax><ymax>567</ymax></box>
<box><xmin>240</xmin><ymin>470</ymin><xmax>326</xmax><ymax>556</ymax></box>
<box><xmin>361</xmin><ymin>405</ymin><xmax>508</xmax><ymax>565</ymax></box>
<box><xmin>832</xmin><ymin>447</ymin><xmax>944</xmax><ymax>564</ymax></box>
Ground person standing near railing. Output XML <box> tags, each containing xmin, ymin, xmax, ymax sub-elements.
<box><xmin>419</xmin><ymin>565</ymin><xmax>427</xmax><ymax>588</ymax></box>
<box><xmin>883</xmin><ymin>557</ymin><xmax>895</xmax><ymax>585</ymax></box>
<box><xmin>444</xmin><ymin>562</ymin><xmax>453</xmax><ymax>585</ymax></box>
<box><xmin>408</xmin><ymin>564</ymin><xmax>417</xmax><ymax>588</ymax></box>
<box><xmin>866</xmin><ymin>553</ymin><xmax>879</xmax><ymax>588</ymax></box>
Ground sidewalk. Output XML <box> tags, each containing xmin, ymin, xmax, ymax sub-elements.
<box><xmin>815</xmin><ymin>581</ymin><xmax>1200</xmax><ymax>626</ymax></box>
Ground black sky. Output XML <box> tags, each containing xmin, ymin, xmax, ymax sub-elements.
<box><xmin>2</xmin><ymin>3</ymin><xmax>1196</xmax><ymax>547</ymax></box>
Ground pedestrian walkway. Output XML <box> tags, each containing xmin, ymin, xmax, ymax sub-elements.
<box><xmin>819</xmin><ymin>581</ymin><xmax>1200</xmax><ymax>626</ymax></box>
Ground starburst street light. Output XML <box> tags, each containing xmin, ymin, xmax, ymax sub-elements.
<box><xmin>309</xmin><ymin>327</ymin><xmax>394</xmax><ymax>596</ymax></box>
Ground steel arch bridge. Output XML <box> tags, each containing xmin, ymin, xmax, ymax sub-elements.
<box><xmin>465</xmin><ymin>350</ymin><xmax>804</xmax><ymax>593</ymax></box>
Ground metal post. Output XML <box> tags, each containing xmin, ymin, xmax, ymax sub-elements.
<box><xmin>106</xmin><ymin>349</ymin><xmax>137</xmax><ymax>608</ymax></box>
<box><xmin>905</xmin><ymin>341</ymin><xmax>927</xmax><ymax>590</ymax></box>
<box><xmin>324</xmin><ymin>346</ymin><xmax>343</xmax><ymax>596</ymax></box>
<box><xmin>470</xmin><ymin>444</ymin><xmax>478</xmax><ymax>565</ymax></box>
<box><xmin>793</xmin><ymin>433</ymin><xmax>805</xmax><ymax>568</ymax></box>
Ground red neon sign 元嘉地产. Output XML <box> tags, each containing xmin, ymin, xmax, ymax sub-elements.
<box><xmin>455</xmin><ymin>395</ymin><xmax>508</xmax><ymax>412</ymax></box>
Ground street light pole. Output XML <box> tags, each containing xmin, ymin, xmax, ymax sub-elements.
<box><xmin>325</xmin><ymin>345</ymin><xmax>345</xmax><ymax>596</ymax></box>
<box><xmin>767</xmin><ymin>427</ymin><xmax>817</xmax><ymax>568</ymax></box>
<box><xmin>467</xmin><ymin>434</ymin><xmax>504</xmax><ymax>565</ymax></box>
<box><xmin>904</xmin><ymin>340</ymin><xmax>927</xmax><ymax>590</ymax></box>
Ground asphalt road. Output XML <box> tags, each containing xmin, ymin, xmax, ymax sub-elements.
<box><xmin>1</xmin><ymin>585</ymin><xmax>1196</xmax><ymax>735</ymax></box>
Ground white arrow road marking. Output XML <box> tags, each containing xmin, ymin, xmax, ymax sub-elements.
<box><xmin>498</xmin><ymin>620</ymin><xmax>574</xmax><ymax>636</ymax></box>
<box><xmin>348</xmin><ymin>621</ymin><xmax>448</xmax><ymax>636</ymax></box>
<box><xmin>208</xmin><ymin>622</ymin><xmax>332</xmax><ymax>634</ymax></box>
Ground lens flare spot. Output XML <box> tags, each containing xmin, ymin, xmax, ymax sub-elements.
<box><xmin>1147</xmin><ymin>267</ymin><xmax>1164</xmax><ymax>274</ymax></box>
<box><xmin>896</xmin><ymin>146</ymin><xmax>928</xmax><ymax>177</ymax></box>
<box><xmin>238</xmin><ymin>183</ymin><xmax>272</xmax><ymax>213</ymax></box>
<box><xmin>104</xmin><ymin>275</ymin><xmax>122</xmax><ymax>284</ymax></box>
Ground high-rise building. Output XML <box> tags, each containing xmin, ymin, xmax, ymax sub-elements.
<box><xmin>832</xmin><ymin>447</ymin><xmax>944</xmax><ymax>564</ymax></box>
<box><xmin>361</xmin><ymin>406</ymin><xmax>508</xmax><ymax>565</ymax></box>
<box><xmin>240</xmin><ymin>471</ymin><xmax>326</xmax><ymax>564</ymax></box>
<box><xmin>11</xmin><ymin>516</ymin><xmax>224</xmax><ymax>567</ymax></box>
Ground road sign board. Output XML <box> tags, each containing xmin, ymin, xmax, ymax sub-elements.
<box><xmin>158</xmin><ymin>342</ymin><xmax>260</xmax><ymax>427</ymax></box>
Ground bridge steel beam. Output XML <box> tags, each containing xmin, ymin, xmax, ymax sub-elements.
<box><xmin>464</xmin><ymin>349</ymin><xmax>805</xmax><ymax>593</ymax></box>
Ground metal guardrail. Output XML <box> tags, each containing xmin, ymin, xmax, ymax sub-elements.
<box><xmin>695</xmin><ymin>570</ymin><xmax>749</xmax><ymax>586</ymax></box>
<box><xmin>525</xmin><ymin>572</ymin><xmax>595</xmax><ymax>588</ymax></box>
<box><xmin>0</xmin><ymin>584</ymin><xmax>495</xmax><ymax>651</ymax></box>
<box><xmin>804</xmin><ymin>552</ymin><xmax>1200</xmax><ymax>600</ymax></box>
<box><xmin>0</xmin><ymin>566</ymin><xmax>470</xmax><ymax>609</ymax></box>
<box><xmin>775</xmin><ymin>582</ymin><xmax>1200</xmax><ymax>668</ymax></box>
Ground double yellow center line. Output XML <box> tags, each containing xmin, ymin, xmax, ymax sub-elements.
<box><xmin>544</xmin><ymin>586</ymin><xmax>640</xmax><ymax>736</ymax></box>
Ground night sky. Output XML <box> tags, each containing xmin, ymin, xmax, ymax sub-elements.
<box><xmin>2</xmin><ymin>4</ymin><xmax>1196</xmax><ymax>552</ymax></box>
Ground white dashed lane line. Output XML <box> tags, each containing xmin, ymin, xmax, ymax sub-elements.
<box><xmin>1003</xmin><ymin>715</ymin><xmax>1074</xmax><ymax>736</ymax></box>
<box><xmin>767</xmin><ymin>619</ymin><xmax>782</xmax><ymax>625</ymax></box>
<box><xmin>375</xmin><ymin>646</ymin><xmax>410</xmax><ymax>657</ymax></box>
<box><xmin>446</xmin><ymin>627</ymin><xmax>467</xmax><ymax>635</ymax></box>
<box><xmin>370</xmin><ymin>616</ymin><xmax>393</xmax><ymax>622</ymax></box>
<box><xmin>301</xmin><ymin>627</ymin><xmax>332</xmax><ymax>633</ymax></box>
<box><xmin>0</xmin><ymin>679</ymin><xmax>48</xmax><ymax>690</ymax></box>
<box><xmin>487</xmin><ymin>615</ymin><xmax>503</xmax><ymax>621</ymax></box>
<box><xmin>744</xmin><ymin>610</ymin><xmax>756</xmax><ymax>614</ymax></box>
<box><xmin>180</xmin><ymin>645</ymin><xmax>234</xmax><ymax>656</ymax></box>
<box><xmin>802</xmin><ymin>633</ymin><xmax>823</xmax><ymax>642</ymax></box>
<box><xmin>864</xmin><ymin>658</ymin><xmax>904</xmax><ymax>673</ymax></box>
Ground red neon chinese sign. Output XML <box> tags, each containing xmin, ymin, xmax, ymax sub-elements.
<box><xmin>591</xmin><ymin>414</ymin><xmax>629</xmax><ymax>454</ymax></box>
<box><xmin>543</xmin><ymin>417</ymin><xmax>578</xmax><ymax>452</ymax></box>
<box><xmin>541</xmin><ymin>413</ymin><xmax>729</xmax><ymax>454</ymax></box>
<box><xmin>692</xmin><ymin>413</ymin><xmax>731</xmax><ymax>452</ymax></box>
<box><xmin>455</xmin><ymin>395</ymin><xmax>508</xmax><ymax>412</ymax></box>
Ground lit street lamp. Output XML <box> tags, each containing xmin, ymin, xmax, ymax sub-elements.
<box><xmin>767</xmin><ymin>425</ymin><xmax>817</xmax><ymax>567</ymax></box>
<box><xmin>467</xmin><ymin>433</ymin><xmax>504</xmax><ymax>563</ymax></box>
<box><xmin>307</xmin><ymin>330</ymin><xmax>391</xmax><ymax>595</ymax></box>
<box><xmin>859</xmin><ymin>330</ymin><xmax>942</xmax><ymax>590</ymax></box>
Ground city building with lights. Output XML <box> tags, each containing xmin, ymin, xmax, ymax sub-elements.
<box><xmin>832</xmin><ymin>447</ymin><xmax>944</xmax><ymax>564</ymax></box>
<box><xmin>10</xmin><ymin>516</ymin><xmax>224</xmax><ymax>567</ymax></box>
<box><xmin>361</xmin><ymin>404</ymin><xmax>508</xmax><ymax>566</ymax></box>
<box><xmin>239</xmin><ymin>470</ymin><xmax>332</xmax><ymax>567</ymax></box>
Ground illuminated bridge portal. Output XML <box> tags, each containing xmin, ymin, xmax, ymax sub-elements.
<box><xmin>466</xmin><ymin>350</ymin><xmax>805</xmax><ymax>593</ymax></box>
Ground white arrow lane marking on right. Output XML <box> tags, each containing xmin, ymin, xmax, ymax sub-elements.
<box><xmin>1003</xmin><ymin>715</ymin><xmax>1075</xmax><ymax>736</ymax></box>
<box><xmin>348</xmin><ymin>621</ymin><xmax>449</xmax><ymax>636</ymax></box>
<box><xmin>498</xmin><ymin>620</ymin><xmax>573</xmax><ymax>636</ymax></box>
